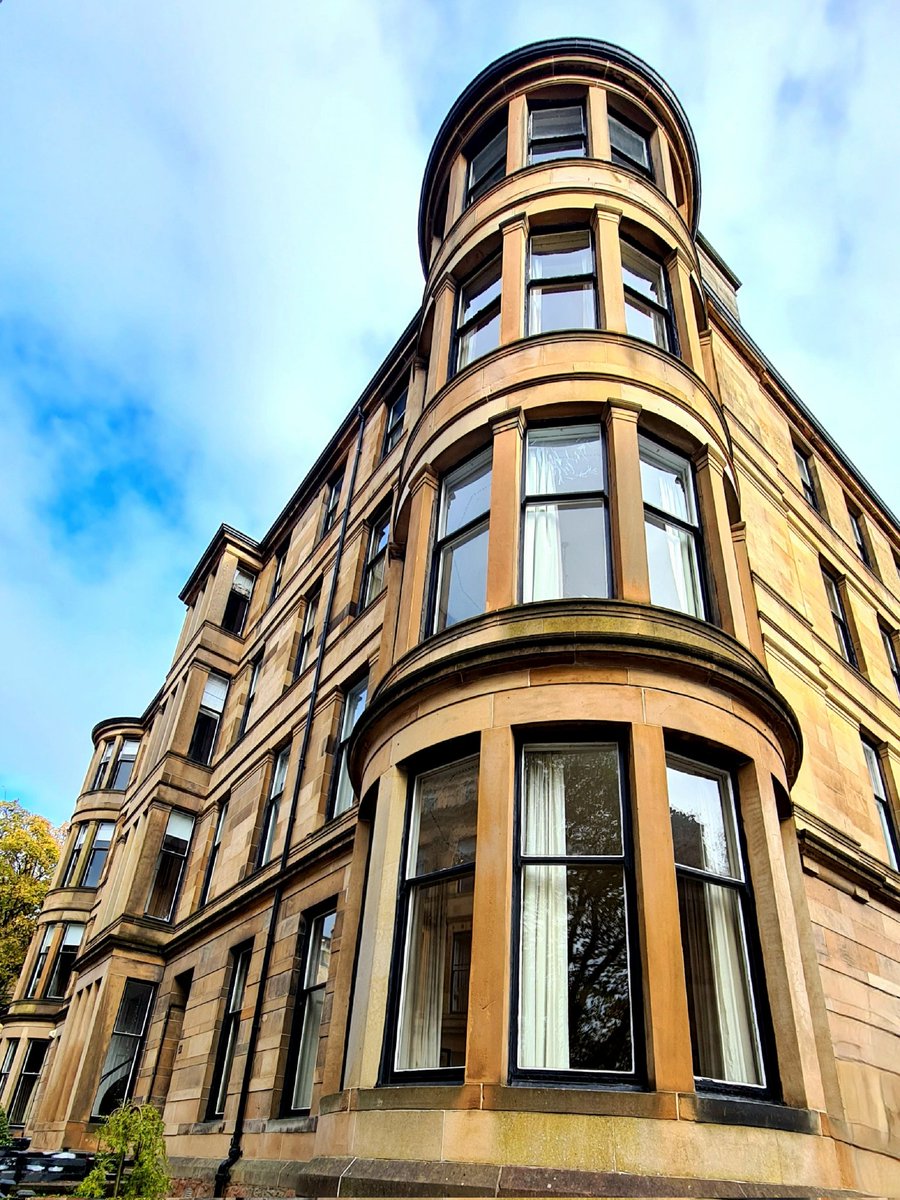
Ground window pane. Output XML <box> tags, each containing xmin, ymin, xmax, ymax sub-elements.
<box><xmin>526</xmin><ymin>425</ymin><xmax>603</xmax><ymax>496</ymax></box>
<box><xmin>529</xmin><ymin>283</ymin><xmax>596</xmax><ymax>334</ymax></box>
<box><xmin>396</xmin><ymin>875</ymin><xmax>473</xmax><ymax>1070</ymax></box>
<box><xmin>531</xmin><ymin>104</ymin><xmax>585</xmax><ymax>141</ymax></box>
<box><xmin>625</xmin><ymin>294</ymin><xmax>669</xmax><ymax>348</ymax></box>
<box><xmin>305</xmin><ymin>912</ymin><xmax>336</xmax><ymax>989</ymax></box>
<box><xmin>272</xmin><ymin>747</ymin><xmax>290</xmax><ymax>797</ymax></box>
<box><xmin>409</xmin><ymin>756</ymin><xmax>479</xmax><ymax>878</ymax></box>
<box><xmin>469</xmin><ymin>127</ymin><xmax>506</xmax><ymax>195</ymax></box>
<box><xmin>291</xmin><ymin>987</ymin><xmax>325</xmax><ymax>1110</ymax></box>
<box><xmin>341</xmin><ymin>679</ymin><xmax>368</xmax><ymax>739</ymax></box>
<box><xmin>609</xmin><ymin>114</ymin><xmax>650</xmax><ymax>170</ymax></box>
<box><xmin>201</xmin><ymin>674</ymin><xmax>229</xmax><ymax>712</ymax></box>
<box><xmin>530</xmin><ymin>231</ymin><xmax>592</xmax><ymax>279</ymax></box>
<box><xmin>458</xmin><ymin>307</ymin><xmax>500</xmax><ymax>368</ymax></box>
<box><xmin>530</xmin><ymin>138</ymin><xmax>586</xmax><ymax>164</ymax></box>
<box><xmin>677</xmin><ymin>875</ymin><xmax>763</xmax><ymax>1086</ymax></box>
<box><xmin>523</xmin><ymin>745</ymin><xmax>622</xmax><ymax>857</ymax></box>
<box><xmin>459</xmin><ymin>261</ymin><xmax>501</xmax><ymax>325</ymax></box>
<box><xmin>622</xmin><ymin>243</ymin><xmax>666</xmax><ymax>304</ymax></box>
<box><xmin>519</xmin><ymin>865</ymin><xmax>631</xmax><ymax>1071</ymax></box>
<box><xmin>523</xmin><ymin>501</ymin><xmax>609</xmax><ymax>601</ymax></box>
<box><xmin>667</xmin><ymin>761</ymin><xmax>741</xmax><ymax>879</ymax></box>
<box><xmin>163</xmin><ymin>812</ymin><xmax>194</xmax><ymax>852</ymax></box>
<box><xmin>441</xmin><ymin>452</ymin><xmax>492</xmax><ymax>537</ymax></box>
<box><xmin>645</xmin><ymin>516</ymin><xmax>704</xmax><ymax>617</ymax></box>
<box><xmin>639</xmin><ymin>441</ymin><xmax>695</xmax><ymax>522</ymax></box>
<box><xmin>436</xmin><ymin>523</ymin><xmax>489</xmax><ymax>631</ymax></box>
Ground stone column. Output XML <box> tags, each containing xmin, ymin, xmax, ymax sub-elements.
<box><xmin>587</xmin><ymin>85</ymin><xmax>611</xmax><ymax>159</ymax></box>
<box><xmin>593</xmin><ymin>204</ymin><xmax>627</xmax><ymax>333</ymax></box>
<box><xmin>650</xmin><ymin>129</ymin><xmax>677</xmax><ymax>203</ymax></box>
<box><xmin>604</xmin><ymin>400</ymin><xmax>650</xmax><ymax>603</ymax></box>
<box><xmin>732</xmin><ymin>522</ymin><xmax>766</xmax><ymax>660</ymax></box>
<box><xmin>695</xmin><ymin>449</ymin><xmax>751</xmax><ymax>646</ymax></box>
<box><xmin>206</xmin><ymin>549</ymin><xmax>239</xmax><ymax>627</ymax></box>
<box><xmin>499</xmin><ymin>212</ymin><xmax>528</xmax><ymax>345</ymax></box>
<box><xmin>371</xmin><ymin>542</ymin><xmax>405</xmax><ymax>689</ymax></box>
<box><xmin>466</xmin><ymin>725</ymin><xmax>515</xmax><ymax>1083</ymax></box>
<box><xmin>404</xmin><ymin>355</ymin><xmax>428</xmax><ymax>431</ymax></box>
<box><xmin>424</xmin><ymin>278</ymin><xmax>457</xmax><ymax>403</ymax></box>
<box><xmin>630</xmin><ymin>723</ymin><xmax>695</xmax><ymax>1092</ymax></box>
<box><xmin>393</xmin><ymin>466</ymin><xmax>438</xmax><ymax>657</ymax></box>
<box><xmin>486</xmin><ymin>409</ymin><xmax>524</xmax><ymax>611</ymax></box>
<box><xmin>506</xmin><ymin>93</ymin><xmax>527</xmax><ymax>174</ymax></box>
<box><xmin>665</xmin><ymin>248</ymin><xmax>705</xmax><ymax>379</ymax></box>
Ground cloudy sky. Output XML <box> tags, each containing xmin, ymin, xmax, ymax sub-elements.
<box><xmin>1</xmin><ymin>0</ymin><xmax>898</xmax><ymax>825</ymax></box>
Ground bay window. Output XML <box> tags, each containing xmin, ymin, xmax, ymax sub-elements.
<box><xmin>431</xmin><ymin>450</ymin><xmax>492</xmax><ymax>633</ymax></box>
<box><xmin>26</xmin><ymin>927</ymin><xmax>53</xmax><ymax>997</ymax></box>
<box><xmin>522</xmin><ymin>424</ymin><xmax>610</xmax><ymax>602</ymax></box>
<box><xmin>91</xmin><ymin>740</ymin><xmax>113</xmax><ymax>790</ymax></box>
<box><xmin>110</xmin><ymin>736</ymin><xmax>140</xmax><ymax>791</ymax></box>
<box><xmin>528</xmin><ymin>101</ymin><xmax>587</xmax><ymax>163</ymax></box>
<box><xmin>61</xmin><ymin>824</ymin><xmax>88</xmax><ymax>887</ymax></box>
<box><xmin>392</xmin><ymin>755</ymin><xmax>478</xmax><ymax>1077</ymax></box>
<box><xmin>93</xmin><ymin>980</ymin><xmax>156</xmax><ymax>1118</ymax></box>
<box><xmin>516</xmin><ymin>741</ymin><xmax>635</xmax><ymax>1077</ymax></box>
<box><xmin>45</xmin><ymin>922</ymin><xmax>85</xmax><ymax>998</ymax></box>
<box><xmin>527</xmin><ymin>229</ymin><xmax>598</xmax><ymax>335</ymax></box>
<box><xmin>455</xmin><ymin>256</ymin><xmax>501</xmax><ymax>371</ymax></box>
<box><xmin>0</xmin><ymin>1040</ymin><xmax>18</xmax><ymax>1104</ymax></box>
<box><xmin>8</xmin><ymin>1040</ymin><xmax>48</xmax><ymax>1126</ymax></box>
<box><xmin>284</xmin><ymin>907</ymin><xmax>336</xmax><ymax>1112</ymax></box>
<box><xmin>466</xmin><ymin>120</ymin><xmax>507</xmax><ymax>206</ymax></box>
<box><xmin>621</xmin><ymin>239</ymin><xmax>677</xmax><ymax>352</ymax></box>
<box><xmin>187</xmin><ymin>671</ymin><xmax>229</xmax><ymax>765</ymax></box>
<box><xmin>609</xmin><ymin>111</ymin><xmax>653</xmax><ymax>175</ymax></box>
<box><xmin>666</xmin><ymin>755</ymin><xmax>766</xmax><ymax>1089</ymax></box>
<box><xmin>639</xmin><ymin>436</ymin><xmax>706</xmax><ymax>618</ymax></box>
<box><xmin>145</xmin><ymin>810</ymin><xmax>195</xmax><ymax>921</ymax></box>
<box><xmin>82</xmin><ymin>820</ymin><xmax>115</xmax><ymax>888</ymax></box>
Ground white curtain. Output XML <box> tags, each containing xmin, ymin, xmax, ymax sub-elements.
<box><xmin>524</xmin><ymin>442</ymin><xmax>564</xmax><ymax>602</ymax></box>
<box><xmin>703</xmin><ymin>884</ymin><xmax>761</xmax><ymax>1085</ymax></box>
<box><xmin>519</xmin><ymin>753</ymin><xmax>569</xmax><ymax>1068</ymax></box>
<box><xmin>657</xmin><ymin>478</ymin><xmax>693</xmax><ymax>613</ymax></box>
<box><xmin>396</xmin><ymin>885</ymin><xmax>447</xmax><ymax>1070</ymax></box>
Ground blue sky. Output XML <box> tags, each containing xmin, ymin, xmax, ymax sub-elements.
<box><xmin>1</xmin><ymin>0</ymin><xmax>898</xmax><ymax>825</ymax></box>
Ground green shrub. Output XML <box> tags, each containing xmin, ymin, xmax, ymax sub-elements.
<box><xmin>0</xmin><ymin>1107</ymin><xmax>11</xmax><ymax>1148</ymax></box>
<box><xmin>76</xmin><ymin>1103</ymin><xmax>169</xmax><ymax>1200</ymax></box>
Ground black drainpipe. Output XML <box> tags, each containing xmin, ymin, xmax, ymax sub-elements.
<box><xmin>214</xmin><ymin>402</ymin><xmax>367</xmax><ymax>1197</ymax></box>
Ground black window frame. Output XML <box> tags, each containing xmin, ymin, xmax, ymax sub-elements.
<box><xmin>639</xmin><ymin>433</ymin><xmax>709</xmax><ymax>621</ymax></box>
<box><xmin>882</xmin><ymin>624</ymin><xmax>900</xmax><ymax>697</ymax></box>
<box><xmin>109</xmin><ymin>737</ymin><xmax>140</xmax><ymax>792</ymax></box>
<box><xmin>361</xmin><ymin>506</ymin><xmax>391</xmax><ymax>610</ymax></box>
<box><xmin>91</xmin><ymin>741</ymin><xmax>113</xmax><ymax>791</ymax></box>
<box><xmin>793</xmin><ymin>445</ymin><xmax>820</xmax><ymax>512</ymax></box>
<box><xmin>608</xmin><ymin>109</ymin><xmax>654</xmax><ymax>177</ymax></box>
<box><xmin>519</xmin><ymin>421</ymin><xmax>612</xmax><ymax>604</ymax></box>
<box><xmin>268</xmin><ymin>543</ymin><xmax>289</xmax><ymax>607</ymax></box>
<box><xmin>320</xmin><ymin>474</ymin><xmax>343</xmax><ymax>539</ymax></box>
<box><xmin>44</xmin><ymin>922</ymin><xmax>85</xmax><ymax>999</ymax></box>
<box><xmin>847</xmin><ymin>503</ymin><xmax>872</xmax><ymax>569</ymax></box>
<box><xmin>199</xmin><ymin>798</ymin><xmax>229</xmax><ymax>907</ymax></box>
<box><xmin>8</xmin><ymin>1039</ymin><xmax>48</xmax><ymax>1127</ymax></box>
<box><xmin>861</xmin><ymin>738</ymin><xmax>900</xmax><ymax>872</ymax></box>
<box><xmin>822</xmin><ymin>567</ymin><xmax>858</xmax><ymax>669</ymax></box>
<box><xmin>620</xmin><ymin>236</ymin><xmax>679</xmax><ymax>354</ymax></box>
<box><xmin>0</xmin><ymin>1040</ymin><xmax>19</xmax><ymax>1106</ymax></box>
<box><xmin>382</xmin><ymin>389</ymin><xmax>408</xmax><ymax>459</ymax></box>
<box><xmin>144</xmin><ymin>810</ymin><xmax>195</xmax><ymax>923</ymax></box>
<box><xmin>91</xmin><ymin>979</ymin><xmax>156</xmax><ymax>1120</ymax></box>
<box><xmin>527</xmin><ymin>98</ymin><xmax>587</xmax><ymax>165</ymax></box>
<box><xmin>526</xmin><ymin>226</ymin><xmax>599</xmax><ymax>337</ymax></box>
<box><xmin>60</xmin><ymin>824</ymin><xmax>88</xmax><ymax>888</ymax></box>
<box><xmin>293</xmin><ymin>588</ymin><xmax>320</xmax><ymax>680</ymax></box>
<box><xmin>452</xmin><ymin>253</ymin><xmax>502</xmax><ymax>376</ymax></box>
<box><xmin>256</xmin><ymin>745</ymin><xmax>290</xmax><ymax>869</ymax></box>
<box><xmin>25</xmin><ymin>926</ymin><xmax>53</xmax><ymax>997</ymax></box>
<box><xmin>281</xmin><ymin>900</ymin><xmax>338</xmax><ymax>1115</ymax></box>
<box><xmin>81</xmin><ymin>820</ymin><xmax>116</xmax><ymax>889</ymax></box>
<box><xmin>465</xmin><ymin>116</ymin><xmax>507</xmax><ymax>208</ymax></box>
<box><xmin>428</xmin><ymin>448</ymin><xmax>493</xmax><ymax>636</ymax></box>
<box><xmin>207</xmin><ymin>942</ymin><xmax>253</xmax><ymax>1119</ymax></box>
<box><xmin>329</xmin><ymin>676</ymin><xmax>368</xmax><ymax>820</ymax></box>
<box><xmin>509</xmin><ymin>728</ymin><xmax>643</xmax><ymax>1088</ymax></box>
<box><xmin>222</xmin><ymin>566</ymin><xmax>256</xmax><ymax>636</ymax></box>
<box><xmin>237</xmin><ymin>649</ymin><xmax>264</xmax><ymax>740</ymax></box>
<box><xmin>187</xmin><ymin>671</ymin><xmax>230</xmax><ymax>766</ymax></box>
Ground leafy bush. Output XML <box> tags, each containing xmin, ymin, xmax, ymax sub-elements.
<box><xmin>0</xmin><ymin>1106</ymin><xmax>11</xmax><ymax>1148</ymax></box>
<box><xmin>76</xmin><ymin>1103</ymin><xmax>169</xmax><ymax>1200</ymax></box>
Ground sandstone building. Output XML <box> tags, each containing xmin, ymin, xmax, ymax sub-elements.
<box><xmin>2</xmin><ymin>38</ymin><xmax>898</xmax><ymax>1198</ymax></box>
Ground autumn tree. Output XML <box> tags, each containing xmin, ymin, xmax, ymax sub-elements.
<box><xmin>0</xmin><ymin>800</ymin><xmax>64</xmax><ymax>1011</ymax></box>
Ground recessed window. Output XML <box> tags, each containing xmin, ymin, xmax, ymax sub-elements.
<box><xmin>45</xmin><ymin>923</ymin><xmax>85</xmax><ymax>999</ymax></box>
<box><xmin>91</xmin><ymin>741</ymin><xmax>113</xmax><ymax>791</ymax></box>
<box><xmin>238</xmin><ymin>651</ymin><xmax>264</xmax><ymax>739</ymax></box>
<box><xmin>92</xmin><ymin>980</ymin><xmax>155</xmax><ymax>1119</ymax></box>
<box><xmin>331</xmin><ymin>677</ymin><xmax>368</xmax><ymax>818</ymax></box>
<box><xmin>882</xmin><ymin>625</ymin><xmax>900</xmax><ymax>697</ymax></box>
<box><xmin>110</xmin><ymin>737</ymin><xmax>140</xmax><ymax>791</ymax></box>
<box><xmin>528</xmin><ymin>101</ymin><xmax>587</xmax><ymax>164</ymax></box>
<box><xmin>200</xmin><ymin>801</ymin><xmax>228</xmax><ymax>907</ymax></box>
<box><xmin>61</xmin><ymin>824</ymin><xmax>89</xmax><ymax>888</ymax></box>
<box><xmin>222</xmin><ymin>567</ymin><xmax>256</xmax><ymax>636</ymax></box>
<box><xmin>822</xmin><ymin>569</ymin><xmax>858</xmax><ymax>668</ymax></box>
<box><xmin>527</xmin><ymin>229</ymin><xmax>598</xmax><ymax>335</ymax></box>
<box><xmin>145</xmin><ymin>811</ymin><xmax>195</xmax><ymax>922</ymax></box>
<box><xmin>639</xmin><ymin>437</ymin><xmax>706</xmax><ymax>619</ymax></box>
<box><xmin>82</xmin><ymin>820</ymin><xmax>115</xmax><ymax>888</ymax></box>
<box><xmin>393</xmin><ymin>755</ymin><xmax>478</xmax><ymax>1076</ymax></box>
<box><xmin>793</xmin><ymin>446</ymin><xmax>820</xmax><ymax>512</ymax></box>
<box><xmin>294</xmin><ymin>590</ymin><xmax>319</xmax><ymax>678</ymax></box>
<box><xmin>466</xmin><ymin>120</ymin><xmax>507</xmax><ymax>207</ymax></box>
<box><xmin>621</xmin><ymin>239</ymin><xmax>676</xmax><ymax>351</ymax></box>
<box><xmin>861</xmin><ymin>739</ymin><xmax>899</xmax><ymax>871</ymax></box>
<box><xmin>26</xmin><ymin>927</ymin><xmax>53</xmax><ymax>997</ymax></box>
<box><xmin>284</xmin><ymin>908</ymin><xmax>336</xmax><ymax>1112</ymax></box>
<box><xmin>8</xmin><ymin>1040</ymin><xmax>48</xmax><ymax>1127</ymax></box>
<box><xmin>455</xmin><ymin>255</ymin><xmax>501</xmax><ymax>371</ymax></box>
<box><xmin>516</xmin><ymin>742</ymin><xmax>635</xmax><ymax>1078</ymax></box>
<box><xmin>432</xmin><ymin>450</ymin><xmax>492</xmax><ymax>634</ymax></box>
<box><xmin>208</xmin><ymin>944</ymin><xmax>252</xmax><ymax>1118</ymax></box>
<box><xmin>382</xmin><ymin>389</ymin><xmax>407</xmax><ymax>458</ymax></box>
<box><xmin>667</xmin><ymin>755</ymin><xmax>766</xmax><ymax>1088</ymax></box>
<box><xmin>0</xmin><ymin>1040</ymin><xmax>19</xmax><ymax>1104</ymax></box>
<box><xmin>269</xmin><ymin>544</ymin><xmax>288</xmax><ymax>607</ymax></box>
<box><xmin>608</xmin><ymin>111</ymin><xmax>653</xmax><ymax>175</ymax></box>
<box><xmin>362</xmin><ymin>508</ymin><xmax>390</xmax><ymax>608</ymax></box>
<box><xmin>257</xmin><ymin>746</ymin><xmax>290</xmax><ymax>868</ymax></box>
<box><xmin>188</xmin><ymin>672</ymin><xmax>229</xmax><ymax>766</ymax></box>
<box><xmin>522</xmin><ymin>424</ymin><xmax>610</xmax><ymax>602</ymax></box>
<box><xmin>321</xmin><ymin>474</ymin><xmax>343</xmax><ymax>538</ymax></box>
<box><xmin>847</xmin><ymin>504</ymin><xmax>872</xmax><ymax>568</ymax></box>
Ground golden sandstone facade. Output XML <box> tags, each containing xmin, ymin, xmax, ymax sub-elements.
<box><xmin>2</xmin><ymin>38</ymin><xmax>899</xmax><ymax>1199</ymax></box>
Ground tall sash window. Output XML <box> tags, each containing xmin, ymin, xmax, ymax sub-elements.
<box><xmin>639</xmin><ymin>437</ymin><xmax>706</xmax><ymax>619</ymax></box>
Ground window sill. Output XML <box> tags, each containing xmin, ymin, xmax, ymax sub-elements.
<box><xmin>680</xmin><ymin>1092</ymin><xmax>820</xmax><ymax>1135</ymax></box>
